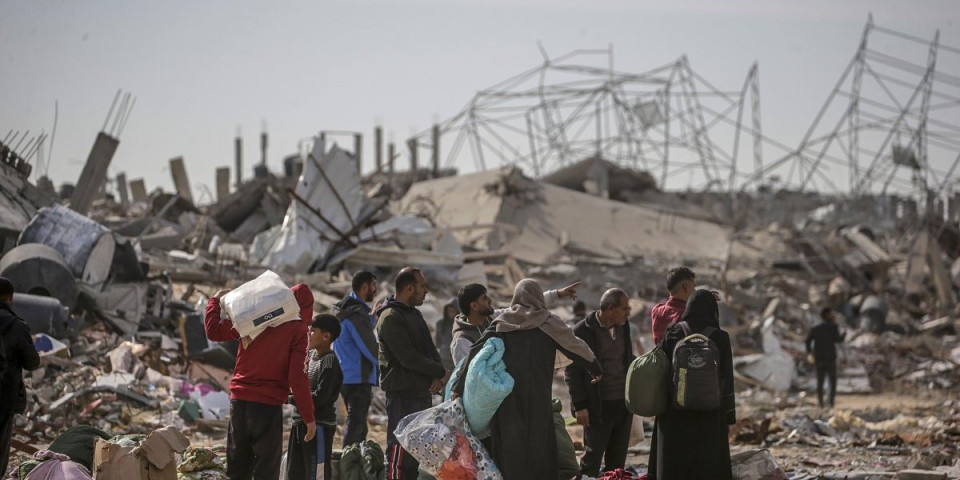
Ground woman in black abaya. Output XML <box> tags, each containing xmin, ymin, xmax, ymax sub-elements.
<box><xmin>656</xmin><ymin>289</ymin><xmax>735</xmax><ymax>480</ymax></box>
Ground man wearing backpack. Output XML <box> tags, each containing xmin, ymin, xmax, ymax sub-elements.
<box><xmin>806</xmin><ymin>307</ymin><xmax>846</xmax><ymax>408</ymax></box>
<box><xmin>0</xmin><ymin>277</ymin><xmax>41</xmax><ymax>478</ymax></box>
<box><xmin>565</xmin><ymin>288</ymin><xmax>635</xmax><ymax>478</ymax></box>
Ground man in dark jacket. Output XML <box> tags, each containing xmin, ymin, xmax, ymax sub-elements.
<box><xmin>806</xmin><ymin>307</ymin><xmax>846</xmax><ymax>408</ymax></box>
<box><xmin>376</xmin><ymin>267</ymin><xmax>446</xmax><ymax>480</ymax></box>
<box><xmin>332</xmin><ymin>271</ymin><xmax>379</xmax><ymax>447</ymax></box>
<box><xmin>565</xmin><ymin>288</ymin><xmax>635</xmax><ymax>477</ymax></box>
<box><xmin>0</xmin><ymin>277</ymin><xmax>42</xmax><ymax>477</ymax></box>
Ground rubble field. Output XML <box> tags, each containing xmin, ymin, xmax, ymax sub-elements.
<box><xmin>2</xmin><ymin>135</ymin><xmax>960</xmax><ymax>479</ymax></box>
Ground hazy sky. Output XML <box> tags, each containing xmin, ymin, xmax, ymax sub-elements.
<box><xmin>2</xmin><ymin>0</ymin><xmax>958</xmax><ymax>201</ymax></box>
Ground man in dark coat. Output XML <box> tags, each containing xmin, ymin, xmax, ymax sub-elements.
<box><xmin>565</xmin><ymin>288</ymin><xmax>635</xmax><ymax>477</ymax></box>
<box><xmin>454</xmin><ymin>279</ymin><xmax>602</xmax><ymax>479</ymax></box>
<box><xmin>376</xmin><ymin>267</ymin><xmax>446</xmax><ymax>480</ymax></box>
<box><xmin>332</xmin><ymin>270</ymin><xmax>380</xmax><ymax>447</ymax></box>
<box><xmin>806</xmin><ymin>307</ymin><xmax>846</xmax><ymax>408</ymax></box>
<box><xmin>657</xmin><ymin>289</ymin><xmax>735</xmax><ymax>480</ymax></box>
<box><xmin>0</xmin><ymin>277</ymin><xmax>42</xmax><ymax>477</ymax></box>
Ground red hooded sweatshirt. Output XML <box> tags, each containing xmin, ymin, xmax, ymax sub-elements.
<box><xmin>650</xmin><ymin>296</ymin><xmax>687</xmax><ymax>345</ymax></box>
<box><xmin>204</xmin><ymin>283</ymin><xmax>315</xmax><ymax>423</ymax></box>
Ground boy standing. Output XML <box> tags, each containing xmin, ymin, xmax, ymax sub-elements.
<box><xmin>288</xmin><ymin>314</ymin><xmax>344</xmax><ymax>480</ymax></box>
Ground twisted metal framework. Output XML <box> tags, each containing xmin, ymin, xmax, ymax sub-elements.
<box><xmin>410</xmin><ymin>46</ymin><xmax>763</xmax><ymax>191</ymax></box>
<box><xmin>411</xmin><ymin>18</ymin><xmax>960</xmax><ymax>198</ymax></box>
<box><xmin>749</xmin><ymin>15</ymin><xmax>960</xmax><ymax>198</ymax></box>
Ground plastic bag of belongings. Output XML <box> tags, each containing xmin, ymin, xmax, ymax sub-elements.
<box><xmin>220</xmin><ymin>270</ymin><xmax>301</xmax><ymax>343</ymax></box>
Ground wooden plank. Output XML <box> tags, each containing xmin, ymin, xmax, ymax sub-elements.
<box><xmin>10</xmin><ymin>438</ymin><xmax>39</xmax><ymax>455</ymax></box>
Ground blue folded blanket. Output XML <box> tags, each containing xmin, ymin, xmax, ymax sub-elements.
<box><xmin>463</xmin><ymin>337</ymin><xmax>514</xmax><ymax>439</ymax></box>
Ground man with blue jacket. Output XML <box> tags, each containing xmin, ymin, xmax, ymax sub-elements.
<box><xmin>332</xmin><ymin>271</ymin><xmax>380</xmax><ymax>447</ymax></box>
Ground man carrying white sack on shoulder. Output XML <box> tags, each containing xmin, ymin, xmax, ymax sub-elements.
<box><xmin>205</xmin><ymin>282</ymin><xmax>316</xmax><ymax>480</ymax></box>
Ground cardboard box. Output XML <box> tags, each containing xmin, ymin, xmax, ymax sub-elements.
<box><xmin>93</xmin><ymin>427</ymin><xmax>190</xmax><ymax>480</ymax></box>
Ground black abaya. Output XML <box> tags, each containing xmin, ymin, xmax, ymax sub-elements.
<box><xmin>655</xmin><ymin>290</ymin><xmax>735</xmax><ymax>480</ymax></box>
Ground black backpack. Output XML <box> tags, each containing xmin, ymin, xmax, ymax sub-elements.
<box><xmin>671</xmin><ymin>321</ymin><xmax>721</xmax><ymax>411</ymax></box>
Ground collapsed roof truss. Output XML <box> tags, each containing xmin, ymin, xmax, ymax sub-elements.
<box><xmin>410</xmin><ymin>46</ymin><xmax>764</xmax><ymax>191</ymax></box>
<box><xmin>410</xmin><ymin>17</ymin><xmax>960</xmax><ymax>199</ymax></box>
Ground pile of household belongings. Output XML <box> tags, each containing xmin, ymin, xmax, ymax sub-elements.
<box><xmin>394</xmin><ymin>338</ymin><xmax>515</xmax><ymax>480</ymax></box>
<box><xmin>8</xmin><ymin>425</ymin><xmax>221</xmax><ymax>480</ymax></box>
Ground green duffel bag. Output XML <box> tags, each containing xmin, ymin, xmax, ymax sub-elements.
<box><xmin>553</xmin><ymin>398</ymin><xmax>580</xmax><ymax>480</ymax></box>
<box><xmin>625</xmin><ymin>342</ymin><xmax>671</xmax><ymax>416</ymax></box>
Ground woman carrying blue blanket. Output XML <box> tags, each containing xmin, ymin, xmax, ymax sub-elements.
<box><xmin>454</xmin><ymin>278</ymin><xmax>602</xmax><ymax>479</ymax></box>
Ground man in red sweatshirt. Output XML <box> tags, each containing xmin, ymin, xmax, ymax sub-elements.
<box><xmin>647</xmin><ymin>266</ymin><xmax>695</xmax><ymax>480</ymax></box>
<box><xmin>650</xmin><ymin>267</ymin><xmax>696</xmax><ymax>345</ymax></box>
<box><xmin>205</xmin><ymin>283</ymin><xmax>316</xmax><ymax>480</ymax></box>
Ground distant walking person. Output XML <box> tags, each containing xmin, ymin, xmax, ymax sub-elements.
<box><xmin>571</xmin><ymin>300</ymin><xmax>587</xmax><ymax>325</ymax></box>
<box><xmin>434</xmin><ymin>298</ymin><xmax>458</xmax><ymax>373</ymax></box>
<box><xmin>332</xmin><ymin>271</ymin><xmax>380</xmax><ymax>448</ymax></box>
<box><xmin>0</xmin><ymin>278</ymin><xmax>41</xmax><ymax>479</ymax></box>
<box><xmin>377</xmin><ymin>268</ymin><xmax>446</xmax><ymax>480</ymax></box>
<box><xmin>565</xmin><ymin>289</ymin><xmax>635</xmax><ymax>477</ymax></box>
<box><xmin>657</xmin><ymin>289</ymin><xmax>735</xmax><ymax>480</ymax></box>
<box><xmin>806</xmin><ymin>307</ymin><xmax>846</xmax><ymax>408</ymax></box>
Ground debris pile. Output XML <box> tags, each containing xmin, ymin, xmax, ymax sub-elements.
<box><xmin>2</xmin><ymin>127</ymin><xmax>960</xmax><ymax>479</ymax></box>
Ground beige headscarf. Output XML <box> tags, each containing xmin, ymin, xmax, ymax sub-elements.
<box><xmin>493</xmin><ymin>278</ymin><xmax>597</xmax><ymax>368</ymax></box>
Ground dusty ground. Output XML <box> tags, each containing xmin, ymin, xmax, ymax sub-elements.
<box><xmin>8</xmin><ymin>375</ymin><xmax>956</xmax><ymax>478</ymax></box>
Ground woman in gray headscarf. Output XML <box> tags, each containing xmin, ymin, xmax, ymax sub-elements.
<box><xmin>454</xmin><ymin>279</ymin><xmax>602</xmax><ymax>479</ymax></box>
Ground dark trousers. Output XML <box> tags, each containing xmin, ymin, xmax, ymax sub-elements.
<box><xmin>287</xmin><ymin>422</ymin><xmax>336</xmax><ymax>480</ymax></box>
<box><xmin>580</xmin><ymin>400</ymin><xmax>633</xmax><ymax>477</ymax></box>
<box><xmin>341</xmin><ymin>384</ymin><xmax>372</xmax><ymax>447</ymax></box>
<box><xmin>386</xmin><ymin>396</ymin><xmax>432</xmax><ymax>480</ymax></box>
<box><xmin>1</xmin><ymin>412</ymin><xmax>13</xmax><ymax>479</ymax></box>
<box><xmin>815</xmin><ymin>360</ymin><xmax>838</xmax><ymax>407</ymax></box>
<box><xmin>647</xmin><ymin>417</ymin><xmax>658</xmax><ymax>479</ymax></box>
<box><xmin>227</xmin><ymin>400</ymin><xmax>283</xmax><ymax>480</ymax></box>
